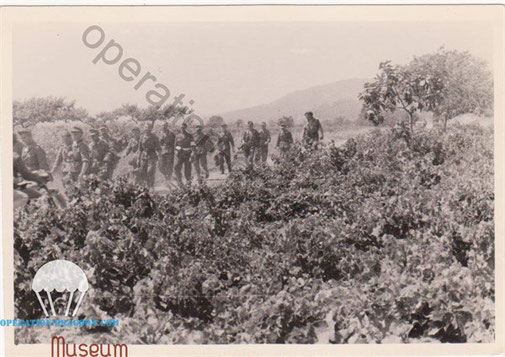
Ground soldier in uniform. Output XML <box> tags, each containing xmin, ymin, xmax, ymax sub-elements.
<box><xmin>217</xmin><ymin>123</ymin><xmax>234</xmax><ymax>174</ymax></box>
<box><xmin>18</xmin><ymin>129</ymin><xmax>49</xmax><ymax>172</ymax></box>
<box><xmin>158</xmin><ymin>122</ymin><xmax>176</xmax><ymax>183</ymax></box>
<box><xmin>276</xmin><ymin>123</ymin><xmax>294</xmax><ymax>154</ymax></box>
<box><xmin>51</xmin><ymin>131</ymin><xmax>74</xmax><ymax>185</ymax></box>
<box><xmin>124</xmin><ymin>127</ymin><xmax>141</xmax><ymax>182</ymax></box>
<box><xmin>14</xmin><ymin>134</ymin><xmax>24</xmax><ymax>155</ymax></box>
<box><xmin>137</xmin><ymin>122</ymin><xmax>161</xmax><ymax>188</ymax></box>
<box><xmin>258</xmin><ymin>122</ymin><xmax>271</xmax><ymax>163</ymax></box>
<box><xmin>99</xmin><ymin>125</ymin><xmax>122</xmax><ymax>152</ymax></box>
<box><xmin>88</xmin><ymin>128</ymin><xmax>114</xmax><ymax>180</ymax></box>
<box><xmin>302</xmin><ymin>111</ymin><xmax>324</xmax><ymax>148</ymax></box>
<box><xmin>13</xmin><ymin>134</ymin><xmax>48</xmax><ymax>200</ymax></box>
<box><xmin>241</xmin><ymin>121</ymin><xmax>260</xmax><ymax>167</ymax></box>
<box><xmin>99</xmin><ymin>125</ymin><xmax>121</xmax><ymax>179</ymax></box>
<box><xmin>192</xmin><ymin>124</ymin><xmax>214</xmax><ymax>179</ymax></box>
<box><xmin>69</xmin><ymin>127</ymin><xmax>91</xmax><ymax>183</ymax></box>
<box><xmin>14</xmin><ymin>133</ymin><xmax>49</xmax><ymax>206</ymax></box>
<box><xmin>174</xmin><ymin>123</ymin><xmax>193</xmax><ymax>186</ymax></box>
<box><xmin>125</xmin><ymin>127</ymin><xmax>141</xmax><ymax>156</ymax></box>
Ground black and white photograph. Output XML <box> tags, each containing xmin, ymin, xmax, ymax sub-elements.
<box><xmin>1</xmin><ymin>4</ymin><xmax>503</xmax><ymax>356</ymax></box>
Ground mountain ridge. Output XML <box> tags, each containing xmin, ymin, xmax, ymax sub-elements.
<box><xmin>219</xmin><ymin>78</ymin><xmax>369</xmax><ymax>124</ymax></box>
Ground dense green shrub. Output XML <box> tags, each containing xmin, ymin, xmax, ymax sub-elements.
<box><xmin>14</xmin><ymin>123</ymin><xmax>494</xmax><ymax>344</ymax></box>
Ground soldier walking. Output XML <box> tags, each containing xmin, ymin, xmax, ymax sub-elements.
<box><xmin>69</xmin><ymin>127</ymin><xmax>91</xmax><ymax>183</ymax></box>
<box><xmin>99</xmin><ymin>125</ymin><xmax>122</xmax><ymax>153</ymax></box>
<box><xmin>98</xmin><ymin>125</ymin><xmax>120</xmax><ymax>179</ymax></box>
<box><xmin>241</xmin><ymin>121</ymin><xmax>260</xmax><ymax>167</ymax></box>
<box><xmin>192</xmin><ymin>124</ymin><xmax>214</xmax><ymax>180</ymax></box>
<box><xmin>276</xmin><ymin>123</ymin><xmax>294</xmax><ymax>154</ymax></box>
<box><xmin>217</xmin><ymin>123</ymin><xmax>234</xmax><ymax>174</ymax></box>
<box><xmin>51</xmin><ymin>131</ymin><xmax>74</xmax><ymax>186</ymax></box>
<box><xmin>158</xmin><ymin>122</ymin><xmax>176</xmax><ymax>183</ymax></box>
<box><xmin>174</xmin><ymin>123</ymin><xmax>193</xmax><ymax>187</ymax></box>
<box><xmin>125</xmin><ymin>127</ymin><xmax>141</xmax><ymax>156</ymax></box>
<box><xmin>18</xmin><ymin>129</ymin><xmax>49</xmax><ymax>172</ymax></box>
<box><xmin>125</xmin><ymin>127</ymin><xmax>141</xmax><ymax>181</ymax></box>
<box><xmin>258</xmin><ymin>122</ymin><xmax>271</xmax><ymax>163</ymax></box>
<box><xmin>302</xmin><ymin>111</ymin><xmax>324</xmax><ymax>148</ymax></box>
<box><xmin>137</xmin><ymin>122</ymin><xmax>161</xmax><ymax>188</ymax></box>
<box><xmin>88</xmin><ymin>128</ymin><xmax>114</xmax><ymax>180</ymax></box>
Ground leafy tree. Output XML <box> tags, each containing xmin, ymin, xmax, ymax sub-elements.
<box><xmin>94</xmin><ymin>111</ymin><xmax>119</xmax><ymax>124</ymax></box>
<box><xmin>278</xmin><ymin>116</ymin><xmax>295</xmax><ymax>128</ymax></box>
<box><xmin>407</xmin><ymin>48</ymin><xmax>493</xmax><ymax>130</ymax></box>
<box><xmin>359</xmin><ymin>61</ymin><xmax>443</xmax><ymax>134</ymax></box>
<box><xmin>207</xmin><ymin>116</ymin><xmax>224</xmax><ymax>128</ymax></box>
<box><xmin>115</xmin><ymin>104</ymin><xmax>142</xmax><ymax>123</ymax></box>
<box><xmin>13</xmin><ymin>97</ymin><xmax>90</xmax><ymax>128</ymax></box>
<box><xmin>130</xmin><ymin>104</ymin><xmax>191</xmax><ymax>126</ymax></box>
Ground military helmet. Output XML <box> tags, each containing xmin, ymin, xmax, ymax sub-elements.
<box><xmin>70</xmin><ymin>127</ymin><xmax>83</xmax><ymax>134</ymax></box>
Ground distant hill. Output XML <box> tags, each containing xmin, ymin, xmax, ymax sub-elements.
<box><xmin>220</xmin><ymin>78</ymin><xmax>369</xmax><ymax>124</ymax></box>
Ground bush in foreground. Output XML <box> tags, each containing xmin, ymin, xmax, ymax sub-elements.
<box><xmin>14</xmin><ymin>123</ymin><xmax>494</xmax><ymax>344</ymax></box>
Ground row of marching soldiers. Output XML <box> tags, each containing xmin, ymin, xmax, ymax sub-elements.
<box><xmin>13</xmin><ymin>111</ymin><xmax>321</xmax><ymax>192</ymax></box>
<box><xmin>13</xmin><ymin>125</ymin><xmax>122</xmax><ymax>188</ymax></box>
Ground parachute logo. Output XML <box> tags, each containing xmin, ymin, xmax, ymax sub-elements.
<box><xmin>32</xmin><ymin>260</ymin><xmax>89</xmax><ymax>317</ymax></box>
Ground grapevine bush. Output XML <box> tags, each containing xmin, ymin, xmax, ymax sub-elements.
<box><xmin>14</xmin><ymin>123</ymin><xmax>494</xmax><ymax>344</ymax></box>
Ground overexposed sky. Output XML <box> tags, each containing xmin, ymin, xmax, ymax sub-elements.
<box><xmin>13</xmin><ymin>21</ymin><xmax>493</xmax><ymax>116</ymax></box>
